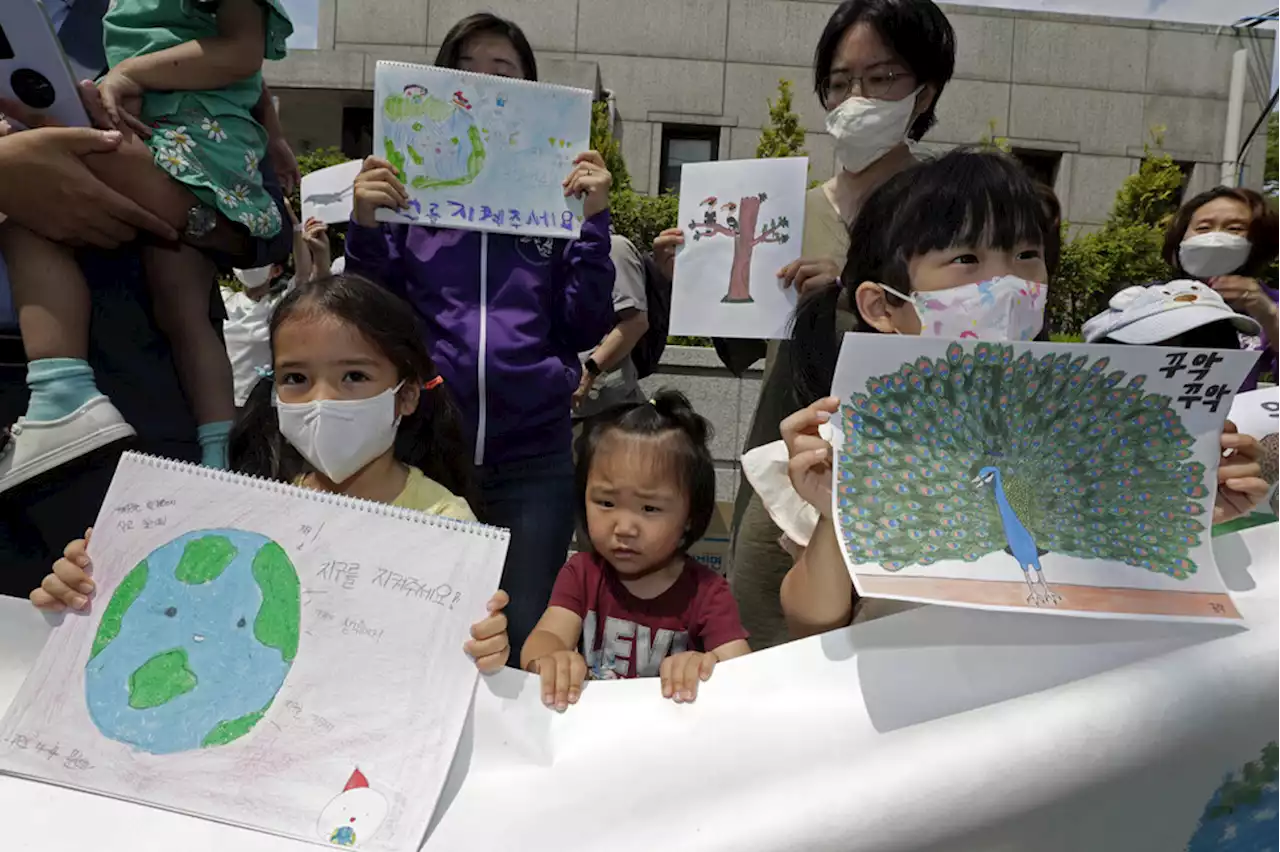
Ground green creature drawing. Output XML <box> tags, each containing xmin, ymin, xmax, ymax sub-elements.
<box><xmin>836</xmin><ymin>342</ymin><xmax>1210</xmax><ymax>605</ymax></box>
<box><xmin>382</xmin><ymin>86</ymin><xmax>486</xmax><ymax>191</ymax></box>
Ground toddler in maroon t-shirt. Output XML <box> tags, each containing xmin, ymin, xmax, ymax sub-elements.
<box><xmin>521</xmin><ymin>391</ymin><xmax>751</xmax><ymax>711</ymax></box>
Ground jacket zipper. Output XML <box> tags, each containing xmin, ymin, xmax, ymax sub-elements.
<box><xmin>474</xmin><ymin>232</ymin><xmax>489</xmax><ymax>467</ymax></box>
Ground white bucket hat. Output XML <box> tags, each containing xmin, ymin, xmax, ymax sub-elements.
<box><xmin>1082</xmin><ymin>280</ymin><xmax>1260</xmax><ymax>344</ymax></box>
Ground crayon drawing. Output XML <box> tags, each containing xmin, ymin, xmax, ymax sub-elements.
<box><xmin>829</xmin><ymin>336</ymin><xmax>1256</xmax><ymax>622</ymax></box>
<box><xmin>670</xmin><ymin>158</ymin><xmax>807</xmax><ymax>339</ymax></box>
<box><xmin>0</xmin><ymin>453</ymin><xmax>508</xmax><ymax>851</ymax></box>
<box><xmin>317</xmin><ymin>767</ymin><xmax>389</xmax><ymax>847</ymax></box>
<box><xmin>373</xmin><ymin>61</ymin><xmax>592</xmax><ymax>239</ymax></box>
<box><xmin>84</xmin><ymin>530</ymin><xmax>299</xmax><ymax>755</ymax></box>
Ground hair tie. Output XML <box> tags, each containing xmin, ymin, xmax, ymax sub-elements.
<box><xmin>423</xmin><ymin>375</ymin><xmax>444</xmax><ymax>390</ymax></box>
<box><xmin>255</xmin><ymin>365</ymin><xmax>274</xmax><ymax>379</ymax></box>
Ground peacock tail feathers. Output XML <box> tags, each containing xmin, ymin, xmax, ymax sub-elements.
<box><xmin>837</xmin><ymin>342</ymin><xmax>1207</xmax><ymax>579</ymax></box>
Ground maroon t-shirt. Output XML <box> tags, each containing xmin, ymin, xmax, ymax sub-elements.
<box><xmin>549</xmin><ymin>552</ymin><xmax>749</xmax><ymax>679</ymax></box>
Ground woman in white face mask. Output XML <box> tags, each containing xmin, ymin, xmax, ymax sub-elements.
<box><xmin>651</xmin><ymin>0</ymin><xmax>957</xmax><ymax>652</ymax></box>
<box><xmin>1162</xmin><ymin>187</ymin><xmax>1278</xmax><ymax>391</ymax></box>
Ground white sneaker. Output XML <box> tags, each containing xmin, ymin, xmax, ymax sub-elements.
<box><xmin>0</xmin><ymin>396</ymin><xmax>137</xmax><ymax>494</ymax></box>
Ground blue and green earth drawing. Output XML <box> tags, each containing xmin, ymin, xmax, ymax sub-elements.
<box><xmin>1185</xmin><ymin>742</ymin><xmax>1278</xmax><ymax>851</ymax></box>
<box><xmin>85</xmin><ymin>530</ymin><xmax>300</xmax><ymax>755</ymax></box>
<box><xmin>382</xmin><ymin>88</ymin><xmax>486</xmax><ymax>192</ymax></box>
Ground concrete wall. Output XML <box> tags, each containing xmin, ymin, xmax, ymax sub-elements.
<box><xmin>637</xmin><ymin>346</ymin><xmax>763</xmax><ymax>504</ymax></box>
<box><xmin>268</xmin><ymin>1</ymin><xmax>1275</xmax><ymax>230</ymax></box>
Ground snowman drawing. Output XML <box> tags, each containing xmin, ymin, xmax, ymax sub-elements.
<box><xmin>316</xmin><ymin>768</ymin><xmax>389</xmax><ymax>847</ymax></box>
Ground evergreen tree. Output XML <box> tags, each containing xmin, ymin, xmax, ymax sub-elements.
<box><xmin>755</xmin><ymin>79</ymin><xmax>807</xmax><ymax>159</ymax></box>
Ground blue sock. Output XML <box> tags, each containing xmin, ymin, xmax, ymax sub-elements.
<box><xmin>197</xmin><ymin>420</ymin><xmax>233</xmax><ymax>469</ymax></box>
<box><xmin>26</xmin><ymin>358</ymin><xmax>101</xmax><ymax>422</ymax></box>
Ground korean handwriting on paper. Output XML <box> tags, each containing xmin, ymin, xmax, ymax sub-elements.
<box><xmin>341</xmin><ymin>618</ymin><xmax>385</xmax><ymax>642</ymax></box>
<box><xmin>411</xmin><ymin>199</ymin><xmax>577</xmax><ymax>232</ymax></box>
<box><xmin>371</xmin><ymin>568</ymin><xmax>463</xmax><ymax>609</ymax></box>
<box><xmin>113</xmin><ymin>499</ymin><xmax>174</xmax><ymax>532</ymax></box>
<box><xmin>316</xmin><ymin>560</ymin><xmax>360</xmax><ymax>589</ymax></box>
<box><xmin>4</xmin><ymin>734</ymin><xmax>93</xmax><ymax>771</ymax></box>
<box><xmin>282</xmin><ymin>701</ymin><xmax>334</xmax><ymax>735</ymax></box>
<box><xmin>1159</xmin><ymin>351</ymin><xmax>1231</xmax><ymax>413</ymax></box>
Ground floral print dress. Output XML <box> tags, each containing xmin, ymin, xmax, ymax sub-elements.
<box><xmin>103</xmin><ymin>0</ymin><xmax>293</xmax><ymax>238</ymax></box>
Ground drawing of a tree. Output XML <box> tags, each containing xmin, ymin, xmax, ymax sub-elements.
<box><xmin>688</xmin><ymin>193</ymin><xmax>791</xmax><ymax>303</ymax></box>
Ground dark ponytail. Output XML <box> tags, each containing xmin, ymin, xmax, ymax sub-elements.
<box><xmin>228</xmin><ymin>274</ymin><xmax>478</xmax><ymax>509</ymax></box>
<box><xmin>573</xmin><ymin>389</ymin><xmax>716</xmax><ymax>551</ymax></box>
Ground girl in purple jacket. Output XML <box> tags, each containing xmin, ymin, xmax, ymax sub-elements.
<box><xmin>345</xmin><ymin>13</ymin><xmax>616</xmax><ymax>660</ymax></box>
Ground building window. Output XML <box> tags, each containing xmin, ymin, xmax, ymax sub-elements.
<box><xmin>342</xmin><ymin>107</ymin><xmax>373</xmax><ymax>160</ymax></box>
<box><xmin>1011</xmin><ymin>148</ymin><xmax>1061</xmax><ymax>189</ymax></box>
<box><xmin>660</xmin><ymin>125</ymin><xmax>720</xmax><ymax>193</ymax></box>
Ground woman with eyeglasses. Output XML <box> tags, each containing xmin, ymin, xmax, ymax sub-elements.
<box><xmin>653</xmin><ymin>0</ymin><xmax>957</xmax><ymax>650</ymax></box>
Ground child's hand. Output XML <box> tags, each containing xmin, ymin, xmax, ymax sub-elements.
<box><xmin>352</xmin><ymin>156</ymin><xmax>409</xmax><ymax>227</ymax></box>
<box><xmin>659</xmin><ymin>651</ymin><xmax>717</xmax><ymax>703</ymax></box>
<box><xmin>777</xmin><ymin>256</ymin><xmax>840</xmax><ymax>295</ymax></box>
<box><xmin>781</xmin><ymin>397</ymin><xmax>840</xmax><ymax>516</ymax></box>
<box><xmin>652</xmin><ymin>227</ymin><xmax>683</xmax><ymax>281</ymax></box>
<box><xmin>530</xmin><ymin>650</ymin><xmax>587</xmax><ymax>712</ymax></box>
<box><xmin>30</xmin><ymin>529</ymin><xmax>94</xmax><ymax>612</ymax></box>
<box><xmin>96</xmin><ymin>68</ymin><xmax>149</xmax><ymax>138</ymax></box>
<box><xmin>463</xmin><ymin>590</ymin><xmax>510</xmax><ymax>674</ymax></box>
<box><xmin>1215</xmin><ymin>421</ymin><xmax>1270</xmax><ymax>524</ymax></box>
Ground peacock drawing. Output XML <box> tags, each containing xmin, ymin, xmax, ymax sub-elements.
<box><xmin>836</xmin><ymin>342</ymin><xmax>1211</xmax><ymax>606</ymax></box>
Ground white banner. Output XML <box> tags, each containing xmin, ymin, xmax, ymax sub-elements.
<box><xmin>1</xmin><ymin>525</ymin><xmax>1276</xmax><ymax>851</ymax></box>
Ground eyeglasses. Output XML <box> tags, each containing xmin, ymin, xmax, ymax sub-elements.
<box><xmin>825</xmin><ymin>69</ymin><xmax>912</xmax><ymax>102</ymax></box>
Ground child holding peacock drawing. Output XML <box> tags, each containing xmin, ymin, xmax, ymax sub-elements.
<box><xmin>771</xmin><ymin>148</ymin><xmax>1271</xmax><ymax>638</ymax></box>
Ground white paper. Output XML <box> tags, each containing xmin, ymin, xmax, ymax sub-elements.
<box><xmin>372</xmin><ymin>62</ymin><xmax>591</xmax><ymax>239</ymax></box>
<box><xmin>0</xmin><ymin>453</ymin><xmax>508</xmax><ymax>851</ymax></box>
<box><xmin>829</xmin><ymin>335</ymin><xmax>1256</xmax><ymax>622</ymax></box>
<box><xmin>300</xmin><ymin>160</ymin><xmax>362</xmax><ymax>225</ymax></box>
<box><xmin>669</xmin><ymin>158</ymin><xmax>807</xmax><ymax>340</ymax></box>
<box><xmin>3</xmin><ymin>525</ymin><xmax>1276</xmax><ymax>852</ymax></box>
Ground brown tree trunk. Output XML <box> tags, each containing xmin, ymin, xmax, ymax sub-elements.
<box><xmin>723</xmin><ymin>195</ymin><xmax>761</xmax><ymax>303</ymax></box>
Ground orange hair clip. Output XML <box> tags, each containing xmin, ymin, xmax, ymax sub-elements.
<box><xmin>423</xmin><ymin>375</ymin><xmax>444</xmax><ymax>390</ymax></box>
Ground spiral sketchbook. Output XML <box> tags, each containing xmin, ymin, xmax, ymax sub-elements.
<box><xmin>372</xmin><ymin>60</ymin><xmax>592</xmax><ymax>239</ymax></box>
<box><xmin>829</xmin><ymin>334</ymin><xmax>1257</xmax><ymax>623</ymax></box>
<box><xmin>0</xmin><ymin>452</ymin><xmax>509</xmax><ymax>851</ymax></box>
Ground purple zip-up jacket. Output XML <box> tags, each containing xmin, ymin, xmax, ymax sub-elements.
<box><xmin>345</xmin><ymin>211</ymin><xmax>616</xmax><ymax>466</ymax></box>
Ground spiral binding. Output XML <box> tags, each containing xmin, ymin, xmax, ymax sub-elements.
<box><xmin>118</xmin><ymin>451</ymin><xmax>510</xmax><ymax>541</ymax></box>
<box><xmin>374</xmin><ymin>59</ymin><xmax>592</xmax><ymax>96</ymax></box>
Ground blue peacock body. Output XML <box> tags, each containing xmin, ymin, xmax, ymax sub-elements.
<box><xmin>836</xmin><ymin>342</ymin><xmax>1209</xmax><ymax>583</ymax></box>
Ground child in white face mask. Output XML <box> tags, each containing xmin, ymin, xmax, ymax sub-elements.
<box><xmin>775</xmin><ymin>148</ymin><xmax>1057</xmax><ymax>635</ymax></box>
<box><xmin>1162</xmin><ymin>187</ymin><xmax>1278</xmax><ymax>391</ymax></box>
<box><xmin>29</xmin><ymin>274</ymin><xmax>513</xmax><ymax>673</ymax></box>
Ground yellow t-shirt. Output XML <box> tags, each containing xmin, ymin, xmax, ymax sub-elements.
<box><xmin>294</xmin><ymin>467</ymin><xmax>476</xmax><ymax>521</ymax></box>
<box><xmin>390</xmin><ymin>467</ymin><xmax>476</xmax><ymax>521</ymax></box>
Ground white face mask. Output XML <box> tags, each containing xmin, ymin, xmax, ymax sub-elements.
<box><xmin>277</xmin><ymin>382</ymin><xmax>404</xmax><ymax>484</ymax></box>
<box><xmin>234</xmin><ymin>266</ymin><xmax>274</xmax><ymax>289</ymax></box>
<box><xmin>1178</xmin><ymin>232</ymin><xmax>1251</xmax><ymax>279</ymax></box>
<box><xmin>882</xmin><ymin>276</ymin><xmax>1047</xmax><ymax>341</ymax></box>
<box><xmin>824</xmin><ymin>88</ymin><xmax>921</xmax><ymax>174</ymax></box>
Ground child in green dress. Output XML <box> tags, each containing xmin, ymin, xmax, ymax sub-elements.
<box><xmin>0</xmin><ymin>0</ymin><xmax>295</xmax><ymax>491</ymax></box>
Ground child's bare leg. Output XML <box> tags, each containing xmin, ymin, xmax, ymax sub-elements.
<box><xmin>0</xmin><ymin>224</ymin><xmax>90</xmax><ymax>361</ymax></box>
<box><xmin>80</xmin><ymin>132</ymin><xmax>239</xmax><ymax>467</ymax></box>
<box><xmin>0</xmin><ymin>224</ymin><xmax>134</xmax><ymax>492</ymax></box>
<box><xmin>144</xmin><ymin>242</ymin><xmax>236</xmax><ymax>468</ymax></box>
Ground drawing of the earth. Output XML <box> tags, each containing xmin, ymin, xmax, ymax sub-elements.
<box><xmin>382</xmin><ymin>89</ymin><xmax>486</xmax><ymax>191</ymax></box>
<box><xmin>85</xmin><ymin>530</ymin><xmax>300</xmax><ymax>755</ymax></box>
<box><xmin>1184</xmin><ymin>743</ymin><xmax>1278</xmax><ymax>851</ymax></box>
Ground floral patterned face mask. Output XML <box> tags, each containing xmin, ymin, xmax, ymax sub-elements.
<box><xmin>881</xmin><ymin>275</ymin><xmax>1047</xmax><ymax>341</ymax></box>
